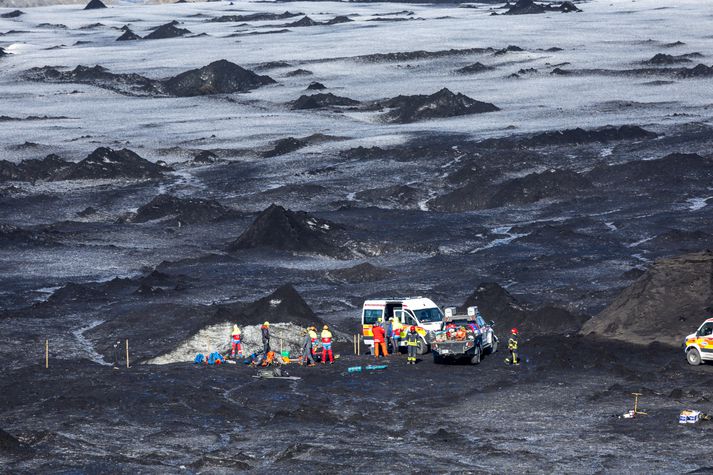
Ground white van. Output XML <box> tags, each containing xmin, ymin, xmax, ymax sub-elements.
<box><xmin>361</xmin><ymin>297</ymin><xmax>444</xmax><ymax>354</ymax></box>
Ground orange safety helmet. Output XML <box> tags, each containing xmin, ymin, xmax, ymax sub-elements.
<box><xmin>511</xmin><ymin>328</ymin><xmax>518</xmax><ymax>335</ymax></box>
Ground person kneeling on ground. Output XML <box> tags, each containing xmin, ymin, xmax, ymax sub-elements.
<box><xmin>230</xmin><ymin>324</ymin><xmax>243</xmax><ymax>359</ymax></box>
<box><xmin>301</xmin><ymin>326</ymin><xmax>316</xmax><ymax>366</ymax></box>
<box><xmin>372</xmin><ymin>320</ymin><xmax>388</xmax><ymax>358</ymax></box>
<box><xmin>321</xmin><ymin>325</ymin><xmax>334</xmax><ymax>364</ymax></box>
<box><xmin>406</xmin><ymin>326</ymin><xmax>419</xmax><ymax>365</ymax></box>
<box><xmin>505</xmin><ymin>328</ymin><xmax>519</xmax><ymax>365</ymax></box>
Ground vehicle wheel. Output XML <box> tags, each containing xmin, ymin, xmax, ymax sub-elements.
<box><xmin>470</xmin><ymin>346</ymin><xmax>481</xmax><ymax>365</ymax></box>
<box><xmin>417</xmin><ymin>340</ymin><xmax>429</xmax><ymax>355</ymax></box>
<box><xmin>687</xmin><ymin>348</ymin><xmax>702</xmax><ymax>366</ymax></box>
<box><xmin>433</xmin><ymin>352</ymin><xmax>443</xmax><ymax>364</ymax></box>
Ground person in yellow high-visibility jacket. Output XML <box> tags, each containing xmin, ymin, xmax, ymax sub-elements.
<box><xmin>406</xmin><ymin>326</ymin><xmax>419</xmax><ymax>365</ymax></box>
<box><xmin>505</xmin><ymin>328</ymin><xmax>519</xmax><ymax>365</ymax></box>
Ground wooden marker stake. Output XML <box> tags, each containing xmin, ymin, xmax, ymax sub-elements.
<box><xmin>45</xmin><ymin>339</ymin><xmax>49</xmax><ymax>369</ymax></box>
<box><xmin>125</xmin><ymin>339</ymin><xmax>130</xmax><ymax>368</ymax></box>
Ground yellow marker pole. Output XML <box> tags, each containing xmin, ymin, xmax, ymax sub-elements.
<box><xmin>632</xmin><ymin>392</ymin><xmax>646</xmax><ymax>415</ymax></box>
<box><xmin>125</xmin><ymin>339</ymin><xmax>130</xmax><ymax>368</ymax></box>
<box><xmin>45</xmin><ymin>339</ymin><xmax>48</xmax><ymax>369</ymax></box>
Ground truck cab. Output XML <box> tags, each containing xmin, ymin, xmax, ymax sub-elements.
<box><xmin>361</xmin><ymin>297</ymin><xmax>443</xmax><ymax>354</ymax></box>
<box><xmin>684</xmin><ymin>318</ymin><xmax>713</xmax><ymax>365</ymax></box>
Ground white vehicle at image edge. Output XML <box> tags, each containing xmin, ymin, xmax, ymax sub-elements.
<box><xmin>361</xmin><ymin>297</ymin><xmax>443</xmax><ymax>354</ymax></box>
<box><xmin>684</xmin><ymin>318</ymin><xmax>713</xmax><ymax>365</ymax></box>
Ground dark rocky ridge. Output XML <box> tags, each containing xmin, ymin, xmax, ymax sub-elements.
<box><xmin>144</xmin><ymin>21</ymin><xmax>191</xmax><ymax>40</ymax></box>
<box><xmin>209</xmin><ymin>11</ymin><xmax>301</xmax><ymax>22</ymax></box>
<box><xmin>478</xmin><ymin>125</ymin><xmax>658</xmax><ymax>147</ymax></box>
<box><xmin>455</xmin><ymin>62</ymin><xmax>494</xmax><ymax>74</ymax></box>
<box><xmin>116</xmin><ymin>28</ymin><xmax>141</xmax><ymax>41</ymax></box>
<box><xmin>377</xmin><ymin>88</ymin><xmax>499</xmax><ymax>123</ymax></box>
<box><xmin>26</xmin><ymin>61</ymin><xmax>275</xmax><ymax>97</ymax></box>
<box><xmin>581</xmin><ymin>251</ymin><xmax>713</xmax><ymax>346</ymax></box>
<box><xmin>228</xmin><ymin>204</ymin><xmax>353</xmax><ymax>258</ymax></box>
<box><xmin>292</xmin><ymin>93</ymin><xmax>360</xmax><ymax>109</ymax></box>
<box><xmin>503</xmin><ymin>0</ymin><xmax>581</xmax><ymax>15</ymax></box>
<box><xmin>0</xmin><ymin>147</ymin><xmax>168</xmax><ymax>182</ymax></box>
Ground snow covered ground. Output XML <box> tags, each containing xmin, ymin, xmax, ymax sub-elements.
<box><xmin>1</xmin><ymin>0</ymin><xmax>712</xmax><ymax>163</ymax></box>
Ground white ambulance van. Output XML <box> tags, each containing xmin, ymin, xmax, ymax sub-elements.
<box><xmin>361</xmin><ymin>297</ymin><xmax>444</xmax><ymax>354</ymax></box>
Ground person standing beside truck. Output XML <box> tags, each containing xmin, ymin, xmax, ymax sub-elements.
<box><xmin>505</xmin><ymin>328</ymin><xmax>519</xmax><ymax>365</ymax></box>
<box><xmin>372</xmin><ymin>322</ymin><xmax>388</xmax><ymax>358</ymax></box>
<box><xmin>406</xmin><ymin>326</ymin><xmax>419</xmax><ymax>365</ymax></box>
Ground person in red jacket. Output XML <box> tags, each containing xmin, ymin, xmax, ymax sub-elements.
<box><xmin>321</xmin><ymin>325</ymin><xmax>334</xmax><ymax>364</ymax></box>
<box><xmin>372</xmin><ymin>320</ymin><xmax>388</xmax><ymax>358</ymax></box>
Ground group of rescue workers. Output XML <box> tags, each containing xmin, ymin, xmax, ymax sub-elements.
<box><xmin>225</xmin><ymin>319</ymin><xmax>521</xmax><ymax>367</ymax></box>
<box><xmin>369</xmin><ymin>316</ymin><xmax>422</xmax><ymax>364</ymax></box>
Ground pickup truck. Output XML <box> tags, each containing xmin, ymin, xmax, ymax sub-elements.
<box><xmin>430</xmin><ymin>307</ymin><xmax>497</xmax><ymax>365</ymax></box>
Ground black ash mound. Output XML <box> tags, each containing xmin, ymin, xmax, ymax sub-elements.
<box><xmin>262</xmin><ymin>137</ymin><xmax>305</xmax><ymax>157</ymax></box>
<box><xmin>122</xmin><ymin>194</ymin><xmax>236</xmax><ymax>224</ymax></box>
<box><xmin>326</xmin><ymin>263</ymin><xmax>396</xmax><ymax>283</ymax></box>
<box><xmin>66</xmin><ymin>147</ymin><xmax>167</xmax><ymax>180</ymax></box>
<box><xmin>0</xmin><ymin>428</ymin><xmax>31</xmax><ymax>455</ymax></box>
<box><xmin>292</xmin><ymin>93</ymin><xmax>360</xmax><ymax>110</ymax></box>
<box><xmin>463</xmin><ymin>282</ymin><xmax>589</xmax><ymax>339</ymax></box>
<box><xmin>0</xmin><ymin>148</ymin><xmax>168</xmax><ymax>182</ymax></box>
<box><xmin>377</xmin><ymin>88</ymin><xmax>499</xmax><ymax>124</ymax></box>
<box><xmin>164</xmin><ymin>60</ymin><xmax>275</xmax><ymax>97</ymax></box>
<box><xmin>1</xmin><ymin>10</ymin><xmax>24</xmax><ymax>18</ymax></box>
<box><xmin>455</xmin><ymin>62</ymin><xmax>494</xmax><ymax>74</ymax></box>
<box><xmin>503</xmin><ymin>0</ymin><xmax>581</xmax><ymax>15</ymax></box>
<box><xmin>83</xmin><ymin>0</ymin><xmax>106</xmax><ymax>9</ymax></box>
<box><xmin>581</xmin><ymin>251</ymin><xmax>713</xmax><ymax>346</ymax></box>
<box><xmin>214</xmin><ymin>284</ymin><xmax>324</xmax><ymax>328</ymax></box>
<box><xmin>643</xmin><ymin>53</ymin><xmax>695</xmax><ymax>65</ymax></box>
<box><xmin>306</xmin><ymin>82</ymin><xmax>326</xmax><ymax>90</ymax></box>
<box><xmin>209</xmin><ymin>11</ymin><xmax>301</xmax><ymax>22</ymax></box>
<box><xmin>116</xmin><ymin>28</ymin><xmax>141</xmax><ymax>41</ymax></box>
<box><xmin>144</xmin><ymin>21</ymin><xmax>191</xmax><ymax>40</ymax></box>
<box><xmin>26</xmin><ymin>61</ymin><xmax>275</xmax><ymax>97</ymax></box>
<box><xmin>478</xmin><ymin>125</ymin><xmax>657</xmax><ymax>148</ymax></box>
<box><xmin>285</xmin><ymin>68</ymin><xmax>312</xmax><ymax>77</ymax></box>
<box><xmin>228</xmin><ymin>204</ymin><xmax>353</xmax><ymax>258</ymax></box>
<box><xmin>284</xmin><ymin>16</ymin><xmax>319</xmax><ymax>27</ymax></box>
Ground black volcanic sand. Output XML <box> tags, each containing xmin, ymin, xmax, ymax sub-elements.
<box><xmin>1</xmin><ymin>337</ymin><xmax>712</xmax><ymax>473</ymax></box>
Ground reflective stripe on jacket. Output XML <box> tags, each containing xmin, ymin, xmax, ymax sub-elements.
<box><xmin>406</xmin><ymin>332</ymin><xmax>419</xmax><ymax>346</ymax></box>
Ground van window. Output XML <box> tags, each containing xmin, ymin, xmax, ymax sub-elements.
<box><xmin>363</xmin><ymin>309</ymin><xmax>383</xmax><ymax>325</ymax></box>
<box><xmin>404</xmin><ymin>310</ymin><xmax>417</xmax><ymax>326</ymax></box>
<box><xmin>413</xmin><ymin>307</ymin><xmax>443</xmax><ymax>323</ymax></box>
<box><xmin>699</xmin><ymin>323</ymin><xmax>713</xmax><ymax>337</ymax></box>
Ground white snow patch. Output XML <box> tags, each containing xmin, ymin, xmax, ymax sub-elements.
<box><xmin>686</xmin><ymin>197</ymin><xmax>713</xmax><ymax>211</ymax></box>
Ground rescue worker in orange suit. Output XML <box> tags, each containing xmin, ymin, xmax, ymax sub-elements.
<box><xmin>308</xmin><ymin>326</ymin><xmax>318</xmax><ymax>360</ymax></box>
<box><xmin>505</xmin><ymin>328</ymin><xmax>519</xmax><ymax>365</ymax></box>
<box><xmin>406</xmin><ymin>326</ymin><xmax>419</xmax><ymax>365</ymax></box>
<box><xmin>321</xmin><ymin>325</ymin><xmax>334</xmax><ymax>364</ymax></box>
<box><xmin>230</xmin><ymin>324</ymin><xmax>243</xmax><ymax>359</ymax></box>
<box><xmin>261</xmin><ymin>321</ymin><xmax>271</xmax><ymax>354</ymax></box>
<box><xmin>372</xmin><ymin>321</ymin><xmax>388</xmax><ymax>357</ymax></box>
